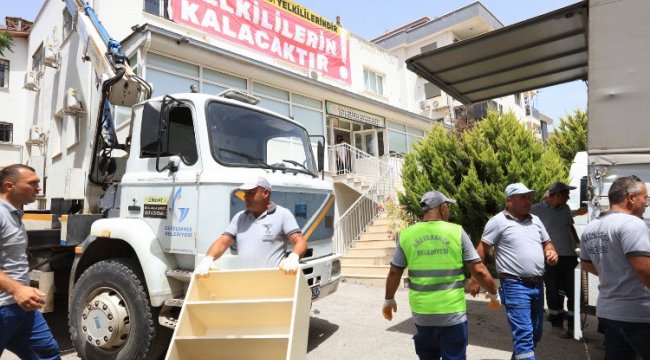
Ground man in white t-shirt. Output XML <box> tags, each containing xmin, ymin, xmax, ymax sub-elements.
<box><xmin>580</xmin><ymin>175</ymin><xmax>650</xmax><ymax>360</ymax></box>
<box><xmin>194</xmin><ymin>176</ymin><xmax>307</xmax><ymax>276</ymax></box>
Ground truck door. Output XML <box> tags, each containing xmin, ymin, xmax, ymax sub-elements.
<box><xmin>132</xmin><ymin>99</ymin><xmax>201</xmax><ymax>255</ymax></box>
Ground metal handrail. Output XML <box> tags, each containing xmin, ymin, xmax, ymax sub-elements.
<box><xmin>329</xmin><ymin>143</ymin><xmax>391</xmax><ymax>178</ymax></box>
<box><xmin>333</xmin><ymin>162</ymin><xmax>399</xmax><ymax>255</ymax></box>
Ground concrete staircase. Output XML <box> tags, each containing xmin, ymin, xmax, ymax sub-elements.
<box><xmin>332</xmin><ymin>173</ymin><xmax>371</xmax><ymax>194</ymax></box>
<box><xmin>340</xmin><ymin>212</ymin><xmax>408</xmax><ymax>286</ymax></box>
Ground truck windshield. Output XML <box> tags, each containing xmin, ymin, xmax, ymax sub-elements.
<box><xmin>207</xmin><ymin>101</ymin><xmax>317</xmax><ymax>175</ymax></box>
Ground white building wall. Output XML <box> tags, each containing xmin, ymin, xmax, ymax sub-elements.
<box><xmin>0</xmin><ymin>35</ymin><xmax>29</xmax><ymax>167</ymax></box>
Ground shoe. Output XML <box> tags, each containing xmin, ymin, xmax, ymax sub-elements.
<box><xmin>559</xmin><ymin>329</ymin><xmax>573</xmax><ymax>339</ymax></box>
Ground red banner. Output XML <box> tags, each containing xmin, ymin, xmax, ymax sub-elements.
<box><xmin>169</xmin><ymin>0</ymin><xmax>351</xmax><ymax>84</ymax></box>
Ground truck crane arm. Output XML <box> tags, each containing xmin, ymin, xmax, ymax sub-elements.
<box><xmin>63</xmin><ymin>0</ymin><xmax>152</xmax><ymax>185</ymax></box>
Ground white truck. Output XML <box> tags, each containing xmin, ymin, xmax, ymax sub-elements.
<box><xmin>23</xmin><ymin>1</ymin><xmax>340</xmax><ymax>358</ymax></box>
<box><xmin>404</xmin><ymin>0</ymin><xmax>649</xmax><ymax>339</ymax></box>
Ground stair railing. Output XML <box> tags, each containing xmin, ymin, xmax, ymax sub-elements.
<box><xmin>333</xmin><ymin>163</ymin><xmax>398</xmax><ymax>255</ymax></box>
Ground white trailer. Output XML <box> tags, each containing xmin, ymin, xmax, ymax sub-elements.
<box><xmin>404</xmin><ymin>0</ymin><xmax>650</xmax><ymax>340</ymax></box>
<box><xmin>22</xmin><ymin>1</ymin><xmax>341</xmax><ymax>358</ymax></box>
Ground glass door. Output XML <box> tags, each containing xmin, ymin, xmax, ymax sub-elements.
<box><xmin>353</xmin><ymin>129</ymin><xmax>377</xmax><ymax>156</ymax></box>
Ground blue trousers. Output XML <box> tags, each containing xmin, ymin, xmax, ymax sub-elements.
<box><xmin>499</xmin><ymin>278</ymin><xmax>544</xmax><ymax>360</ymax></box>
<box><xmin>413</xmin><ymin>321</ymin><xmax>468</xmax><ymax>360</ymax></box>
<box><xmin>0</xmin><ymin>303</ymin><xmax>60</xmax><ymax>360</ymax></box>
<box><xmin>599</xmin><ymin>317</ymin><xmax>650</xmax><ymax>360</ymax></box>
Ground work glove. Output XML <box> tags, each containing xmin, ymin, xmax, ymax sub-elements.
<box><xmin>382</xmin><ymin>298</ymin><xmax>397</xmax><ymax>321</ymax></box>
<box><xmin>278</xmin><ymin>253</ymin><xmax>300</xmax><ymax>274</ymax></box>
<box><xmin>486</xmin><ymin>292</ymin><xmax>501</xmax><ymax>310</ymax></box>
<box><xmin>195</xmin><ymin>256</ymin><xmax>215</xmax><ymax>278</ymax></box>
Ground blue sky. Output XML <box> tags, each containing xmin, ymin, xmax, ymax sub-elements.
<box><xmin>1</xmin><ymin>0</ymin><xmax>587</xmax><ymax>125</ymax></box>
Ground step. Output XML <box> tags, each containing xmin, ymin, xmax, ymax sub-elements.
<box><xmin>353</xmin><ymin>239</ymin><xmax>395</xmax><ymax>248</ymax></box>
<box><xmin>364</xmin><ymin>224</ymin><xmax>390</xmax><ymax>233</ymax></box>
<box><xmin>359</xmin><ymin>232</ymin><xmax>391</xmax><ymax>241</ymax></box>
<box><xmin>341</xmin><ymin>255</ymin><xmax>392</xmax><ymax>266</ymax></box>
<box><xmin>341</xmin><ymin>264</ymin><xmax>391</xmax><ymax>277</ymax></box>
<box><xmin>371</xmin><ymin>218</ymin><xmax>392</xmax><ymax>226</ymax></box>
<box><xmin>345</xmin><ymin>247</ymin><xmax>395</xmax><ymax>257</ymax></box>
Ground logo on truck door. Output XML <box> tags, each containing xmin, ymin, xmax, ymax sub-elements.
<box><xmin>170</xmin><ymin>188</ymin><xmax>190</xmax><ymax>223</ymax></box>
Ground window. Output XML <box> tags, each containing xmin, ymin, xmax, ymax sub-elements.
<box><xmin>62</xmin><ymin>7</ymin><xmax>74</xmax><ymax>41</ymax></box>
<box><xmin>32</xmin><ymin>45</ymin><xmax>44</xmax><ymax>72</ymax></box>
<box><xmin>0</xmin><ymin>59</ymin><xmax>8</xmax><ymax>88</ymax></box>
<box><xmin>206</xmin><ymin>101</ymin><xmax>316</xmax><ymax>173</ymax></box>
<box><xmin>144</xmin><ymin>0</ymin><xmax>168</xmax><ymax>16</ymax></box>
<box><xmin>252</xmin><ymin>82</ymin><xmax>324</xmax><ymax>137</ymax></box>
<box><xmin>363</xmin><ymin>69</ymin><xmax>384</xmax><ymax>95</ymax></box>
<box><xmin>386</xmin><ymin>121</ymin><xmax>424</xmax><ymax>156</ymax></box>
<box><xmin>140</xmin><ymin>102</ymin><xmax>198</xmax><ymax>165</ymax></box>
<box><xmin>0</xmin><ymin>122</ymin><xmax>12</xmax><ymax>142</ymax></box>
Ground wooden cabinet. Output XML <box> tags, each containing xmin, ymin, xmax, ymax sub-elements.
<box><xmin>165</xmin><ymin>269</ymin><xmax>311</xmax><ymax>360</ymax></box>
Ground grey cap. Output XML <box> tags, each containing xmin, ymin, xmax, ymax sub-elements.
<box><xmin>505</xmin><ymin>182</ymin><xmax>535</xmax><ymax>197</ymax></box>
<box><xmin>547</xmin><ymin>181</ymin><xmax>576</xmax><ymax>195</ymax></box>
<box><xmin>420</xmin><ymin>191</ymin><xmax>456</xmax><ymax>210</ymax></box>
<box><xmin>237</xmin><ymin>176</ymin><xmax>271</xmax><ymax>191</ymax></box>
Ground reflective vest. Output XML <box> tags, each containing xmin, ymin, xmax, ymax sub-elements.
<box><xmin>399</xmin><ymin>221</ymin><xmax>466</xmax><ymax>314</ymax></box>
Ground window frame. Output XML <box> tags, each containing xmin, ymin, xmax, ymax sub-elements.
<box><xmin>0</xmin><ymin>122</ymin><xmax>13</xmax><ymax>143</ymax></box>
<box><xmin>363</xmin><ymin>68</ymin><xmax>384</xmax><ymax>95</ymax></box>
<box><xmin>0</xmin><ymin>59</ymin><xmax>9</xmax><ymax>89</ymax></box>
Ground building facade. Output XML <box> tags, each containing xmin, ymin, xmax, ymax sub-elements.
<box><xmin>11</xmin><ymin>0</ymin><xmax>545</xmax><ymax>216</ymax></box>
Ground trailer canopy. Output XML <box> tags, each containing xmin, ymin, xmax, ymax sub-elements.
<box><xmin>406</xmin><ymin>1</ymin><xmax>588</xmax><ymax>105</ymax></box>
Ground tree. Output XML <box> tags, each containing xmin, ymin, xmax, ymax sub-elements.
<box><xmin>0</xmin><ymin>31</ymin><xmax>14</xmax><ymax>57</ymax></box>
<box><xmin>399</xmin><ymin>111</ymin><xmax>568</xmax><ymax>242</ymax></box>
<box><xmin>547</xmin><ymin>109</ymin><xmax>587</xmax><ymax>169</ymax></box>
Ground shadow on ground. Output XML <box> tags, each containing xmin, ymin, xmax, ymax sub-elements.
<box><xmin>308</xmin><ymin>316</ymin><xmax>340</xmax><ymax>352</ymax></box>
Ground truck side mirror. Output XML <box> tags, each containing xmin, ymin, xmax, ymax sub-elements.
<box><xmin>317</xmin><ymin>140</ymin><xmax>324</xmax><ymax>172</ymax></box>
<box><xmin>579</xmin><ymin>176</ymin><xmax>588</xmax><ymax>206</ymax></box>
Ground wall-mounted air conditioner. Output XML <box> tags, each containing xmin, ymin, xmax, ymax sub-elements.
<box><xmin>24</xmin><ymin>71</ymin><xmax>40</xmax><ymax>91</ymax></box>
<box><xmin>43</xmin><ymin>40</ymin><xmax>60</xmax><ymax>69</ymax></box>
<box><xmin>64</xmin><ymin>88</ymin><xmax>84</xmax><ymax>114</ymax></box>
<box><xmin>26</xmin><ymin>125</ymin><xmax>44</xmax><ymax>145</ymax></box>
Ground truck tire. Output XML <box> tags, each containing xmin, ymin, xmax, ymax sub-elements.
<box><xmin>69</xmin><ymin>258</ymin><xmax>171</xmax><ymax>360</ymax></box>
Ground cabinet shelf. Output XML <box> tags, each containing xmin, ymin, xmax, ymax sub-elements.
<box><xmin>166</xmin><ymin>269</ymin><xmax>311</xmax><ymax>360</ymax></box>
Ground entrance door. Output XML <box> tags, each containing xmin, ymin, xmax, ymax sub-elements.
<box><xmin>353</xmin><ymin>129</ymin><xmax>378</xmax><ymax>156</ymax></box>
<box><xmin>352</xmin><ymin>129</ymin><xmax>379</xmax><ymax>176</ymax></box>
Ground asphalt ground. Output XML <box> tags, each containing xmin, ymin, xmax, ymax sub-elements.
<box><xmin>2</xmin><ymin>280</ymin><xmax>605</xmax><ymax>360</ymax></box>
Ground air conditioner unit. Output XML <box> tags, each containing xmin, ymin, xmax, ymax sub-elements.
<box><xmin>431</xmin><ymin>100</ymin><xmax>440</xmax><ymax>109</ymax></box>
<box><xmin>24</xmin><ymin>71</ymin><xmax>40</xmax><ymax>91</ymax></box>
<box><xmin>43</xmin><ymin>41</ymin><xmax>60</xmax><ymax>69</ymax></box>
<box><xmin>64</xmin><ymin>88</ymin><xmax>83</xmax><ymax>113</ymax></box>
<box><xmin>27</xmin><ymin>125</ymin><xmax>44</xmax><ymax>145</ymax></box>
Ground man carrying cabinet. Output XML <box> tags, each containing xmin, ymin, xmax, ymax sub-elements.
<box><xmin>383</xmin><ymin>190</ymin><xmax>498</xmax><ymax>360</ymax></box>
<box><xmin>194</xmin><ymin>176</ymin><xmax>306</xmax><ymax>276</ymax></box>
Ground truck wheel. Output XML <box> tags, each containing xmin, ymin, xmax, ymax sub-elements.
<box><xmin>69</xmin><ymin>258</ymin><xmax>171</xmax><ymax>360</ymax></box>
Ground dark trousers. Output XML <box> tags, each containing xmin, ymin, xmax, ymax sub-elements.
<box><xmin>544</xmin><ymin>256</ymin><xmax>578</xmax><ymax>327</ymax></box>
<box><xmin>600</xmin><ymin>317</ymin><xmax>650</xmax><ymax>360</ymax></box>
<box><xmin>413</xmin><ymin>321</ymin><xmax>468</xmax><ymax>360</ymax></box>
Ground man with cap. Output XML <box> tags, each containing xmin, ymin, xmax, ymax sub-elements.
<box><xmin>530</xmin><ymin>181</ymin><xmax>581</xmax><ymax>338</ymax></box>
<box><xmin>383</xmin><ymin>190</ymin><xmax>498</xmax><ymax>360</ymax></box>
<box><xmin>472</xmin><ymin>182</ymin><xmax>558</xmax><ymax>360</ymax></box>
<box><xmin>194</xmin><ymin>176</ymin><xmax>307</xmax><ymax>276</ymax></box>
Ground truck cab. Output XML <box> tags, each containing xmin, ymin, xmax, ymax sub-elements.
<box><xmin>67</xmin><ymin>91</ymin><xmax>340</xmax><ymax>359</ymax></box>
